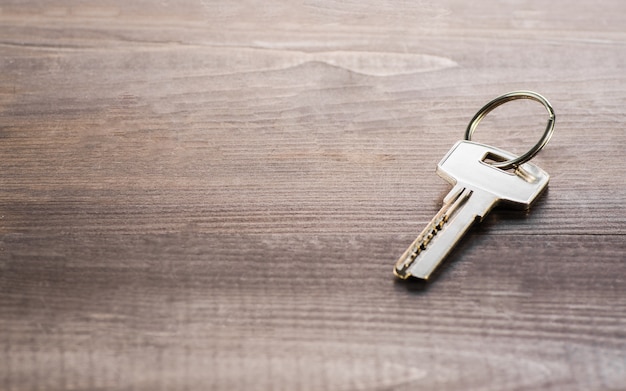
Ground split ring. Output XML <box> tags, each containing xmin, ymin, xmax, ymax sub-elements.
<box><xmin>464</xmin><ymin>91</ymin><xmax>555</xmax><ymax>170</ymax></box>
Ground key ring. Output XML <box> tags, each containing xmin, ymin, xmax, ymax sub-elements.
<box><xmin>464</xmin><ymin>91</ymin><xmax>555</xmax><ymax>170</ymax></box>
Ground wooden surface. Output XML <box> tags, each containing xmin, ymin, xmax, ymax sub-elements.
<box><xmin>1</xmin><ymin>1</ymin><xmax>625</xmax><ymax>390</ymax></box>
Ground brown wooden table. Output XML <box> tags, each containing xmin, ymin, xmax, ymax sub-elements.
<box><xmin>1</xmin><ymin>1</ymin><xmax>625</xmax><ymax>390</ymax></box>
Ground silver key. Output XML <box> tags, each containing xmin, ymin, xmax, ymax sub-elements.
<box><xmin>393</xmin><ymin>140</ymin><xmax>550</xmax><ymax>280</ymax></box>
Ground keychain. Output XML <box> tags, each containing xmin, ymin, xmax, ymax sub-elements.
<box><xmin>394</xmin><ymin>91</ymin><xmax>555</xmax><ymax>280</ymax></box>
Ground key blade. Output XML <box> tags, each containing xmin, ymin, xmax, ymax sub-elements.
<box><xmin>394</xmin><ymin>186</ymin><xmax>469</xmax><ymax>279</ymax></box>
<box><xmin>395</xmin><ymin>188</ymin><xmax>496</xmax><ymax>280</ymax></box>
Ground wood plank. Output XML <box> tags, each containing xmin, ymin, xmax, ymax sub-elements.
<box><xmin>1</xmin><ymin>1</ymin><xmax>625</xmax><ymax>390</ymax></box>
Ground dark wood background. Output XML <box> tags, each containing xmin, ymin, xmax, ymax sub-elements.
<box><xmin>1</xmin><ymin>1</ymin><xmax>625</xmax><ymax>390</ymax></box>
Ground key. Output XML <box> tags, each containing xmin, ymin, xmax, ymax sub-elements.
<box><xmin>393</xmin><ymin>140</ymin><xmax>549</xmax><ymax>280</ymax></box>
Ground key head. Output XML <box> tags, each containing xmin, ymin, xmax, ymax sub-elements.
<box><xmin>437</xmin><ymin>141</ymin><xmax>549</xmax><ymax>209</ymax></box>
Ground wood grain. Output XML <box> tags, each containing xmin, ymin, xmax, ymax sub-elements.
<box><xmin>1</xmin><ymin>1</ymin><xmax>625</xmax><ymax>390</ymax></box>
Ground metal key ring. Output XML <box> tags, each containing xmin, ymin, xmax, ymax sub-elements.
<box><xmin>464</xmin><ymin>91</ymin><xmax>555</xmax><ymax>170</ymax></box>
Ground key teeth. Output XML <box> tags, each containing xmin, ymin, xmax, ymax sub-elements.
<box><xmin>394</xmin><ymin>188</ymin><xmax>473</xmax><ymax>280</ymax></box>
<box><xmin>394</xmin><ymin>211</ymin><xmax>447</xmax><ymax>280</ymax></box>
